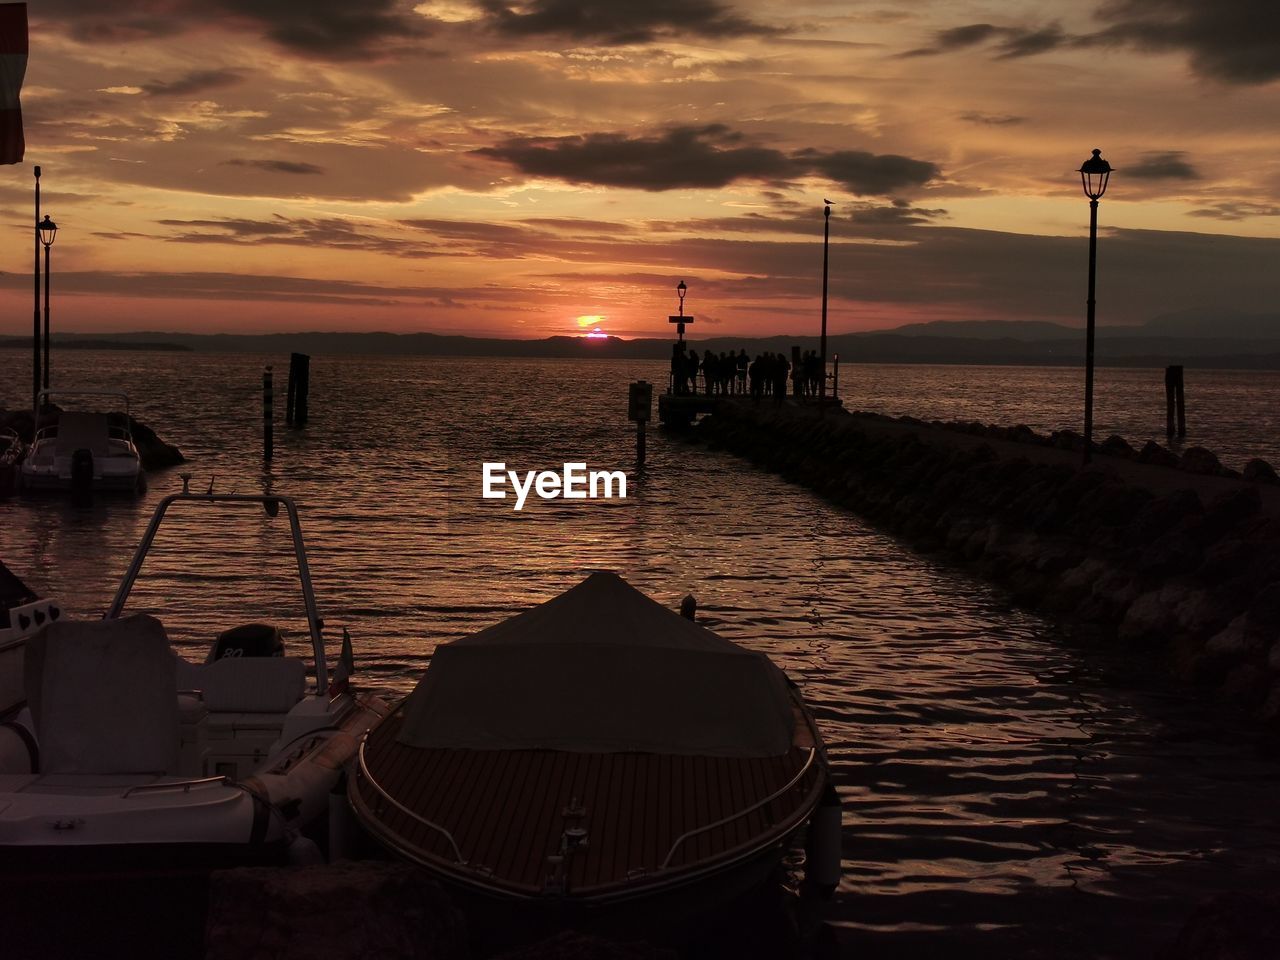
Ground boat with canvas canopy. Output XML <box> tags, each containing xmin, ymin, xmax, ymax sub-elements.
<box><xmin>349</xmin><ymin>571</ymin><xmax>840</xmax><ymax>919</ymax></box>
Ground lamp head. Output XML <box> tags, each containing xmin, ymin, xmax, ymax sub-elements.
<box><xmin>1078</xmin><ymin>148</ymin><xmax>1112</xmax><ymax>201</ymax></box>
<box><xmin>38</xmin><ymin>215</ymin><xmax>57</xmax><ymax>247</ymax></box>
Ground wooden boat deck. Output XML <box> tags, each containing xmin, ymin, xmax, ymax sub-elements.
<box><xmin>351</xmin><ymin>705</ymin><xmax>822</xmax><ymax>898</ymax></box>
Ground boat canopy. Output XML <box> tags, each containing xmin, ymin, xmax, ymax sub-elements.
<box><xmin>396</xmin><ymin>572</ymin><xmax>795</xmax><ymax>757</ymax></box>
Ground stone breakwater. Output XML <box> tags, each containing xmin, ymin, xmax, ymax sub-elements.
<box><xmin>686</xmin><ymin>402</ymin><xmax>1280</xmax><ymax>741</ymax></box>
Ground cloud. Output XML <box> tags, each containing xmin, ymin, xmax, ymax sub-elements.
<box><xmin>1187</xmin><ymin>201</ymin><xmax>1280</xmax><ymax>221</ymax></box>
<box><xmin>141</xmin><ymin>69</ymin><xmax>244</xmax><ymax>97</ymax></box>
<box><xmin>39</xmin><ymin>0</ymin><xmax>428</xmax><ymax>60</ymax></box>
<box><xmin>958</xmin><ymin>112</ymin><xmax>1027</xmax><ymax>125</ymax></box>
<box><xmin>473</xmin><ymin>0</ymin><xmax>778</xmax><ymax>45</ymax></box>
<box><xmin>156</xmin><ymin>216</ymin><xmax>441</xmax><ymax>258</ymax></box>
<box><xmin>223</xmin><ymin>159</ymin><xmax>327</xmax><ymax>175</ymax></box>
<box><xmin>1125</xmin><ymin>150</ymin><xmax>1200</xmax><ymax>180</ymax></box>
<box><xmin>1085</xmin><ymin>0</ymin><xmax>1280</xmax><ymax>84</ymax></box>
<box><xmin>992</xmin><ymin>24</ymin><xmax>1068</xmax><ymax>59</ymax></box>
<box><xmin>903</xmin><ymin>3</ymin><xmax>1280</xmax><ymax>85</ymax></box>
<box><xmin>904</xmin><ymin>21</ymin><xmax>1069</xmax><ymax>59</ymax></box>
<box><xmin>901</xmin><ymin>23</ymin><xmax>1000</xmax><ymax>56</ymax></box>
<box><xmin>798</xmin><ymin>149</ymin><xmax>941</xmax><ymax>196</ymax></box>
<box><xmin>476</xmin><ymin>125</ymin><xmax>939</xmax><ymax>195</ymax></box>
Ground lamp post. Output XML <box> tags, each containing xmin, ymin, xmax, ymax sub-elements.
<box><xmin>668</xmin><ymin>279</ymin><xmax>693</xmax><ymax>344</ymax></box>
<box><xmin>1078</xmin><ymin>148</ymin><xmax>1112</xmax><ymax>466</ymax></box>
<box><xmin>32</xmin><ymin>165</ymin><xmax>40</xmax><ymax>416</ymax></box>
<box><xmin>39</xmin><ymin>215</ymin><xmax>57</xmax><ymax>391</ymax></box>
<box><xmin>820</xmin><ymin>200</ymin><xmax>832</xmax><ymax>408</ymax></box>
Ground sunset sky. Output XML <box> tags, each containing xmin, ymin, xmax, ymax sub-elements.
<box><xmin>0</xmin><ymin>0</ymin><xmax>1277</xmax><ymax>338</ymax></box>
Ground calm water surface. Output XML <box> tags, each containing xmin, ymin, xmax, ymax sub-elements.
<box><xmin>3</xmin><ymin>352</ymin><xmax>1280</xmax><ymax>958</ymax></box>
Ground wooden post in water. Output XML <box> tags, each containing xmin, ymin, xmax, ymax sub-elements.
<box><xmin>1165</xmin><ymin>365</ymin><xmax>1186</xmax><ymax>440</ymax></box>
<box><xmin>286</xmin><ymin>352</ymin><xmax>311</xmax><ymax>426</ymax></box>
<box><xmin>263</xmin><ymin>365</ymin><xmax>274</xmax><ymax>462</ymax></box>
<box><xmin>285</xmin><ymin>357</ymin><xmax>297</xmax><ymax>426</ymax></box>
<box><xmin>628</xmin><ymin>380</ymin><xmax>652</xmax><ymax>469</ymax></box>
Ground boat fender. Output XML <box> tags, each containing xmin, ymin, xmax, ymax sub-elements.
<box><xmin>70</xmin><ymin>448</ymin><xmax>94</xmax><ymax>494</ymax></box>
<box><xmin>0</xmin><ymin>720</ymin><xmax>38</xmax><ymax>774</ymax></box>
<box><xmin>802</xmin><ymin>781</ymin><xmax>842</xmax><ymax>900</ymax></box>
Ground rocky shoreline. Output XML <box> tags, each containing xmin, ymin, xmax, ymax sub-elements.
<box><xmin>683</xmin><ymin>402</ymin><xmax>1280</xmax><ymax>744</ymax></box>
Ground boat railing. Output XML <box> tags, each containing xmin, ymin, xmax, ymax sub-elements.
<box><xmin>659</xmin><ymin>747</ymin><xmax>817</xmax><ymax>870</ymax></box>
<box><xmin>356</xmin><ymin>735</ymin><xmax>468</xmax><ymax>865</ymax></box>
<box><xmin>121</xmin><ymin>775</ymin><xmax>229</xmax><ymax>798</ymax></box>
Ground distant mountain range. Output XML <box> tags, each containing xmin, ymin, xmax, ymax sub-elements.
<box><xmin>3</xmin><ymin>309</ymin><xmax>1279</xmax><ymax>368</ymax></box>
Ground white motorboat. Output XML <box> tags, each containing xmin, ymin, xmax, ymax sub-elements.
<box><xmin>0</xmin><ymin>488</ymin><xmax>390</xmax><ymax>875</ymax></box>
<box><xmin>19</xmin><ymin>389</ymin><xmax>144</xmax><ymax>494</ymax></box>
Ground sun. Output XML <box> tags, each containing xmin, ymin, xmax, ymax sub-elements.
<box><xmin>575</xmin><ymin>315</ymin><xmax>609</xmax><ymax>339</ymax></box>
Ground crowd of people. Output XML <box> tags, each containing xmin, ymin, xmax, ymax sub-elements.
<box><xmin>669</xmin><ymin>343</ymin><xmax>827</xmax><ymax>402</ymax></box>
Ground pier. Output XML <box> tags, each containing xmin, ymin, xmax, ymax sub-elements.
<box><xmin>683</xmin><ymin>399</ymin><xmax>1280</xmax><ymax>742</ymax></box>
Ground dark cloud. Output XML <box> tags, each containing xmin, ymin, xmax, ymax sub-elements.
<box><xmin>800</xmin><ymin>150</ymin><xmax>941</xmax><ymax>196</ymax></box>
<box><xmin>958</xmin><ymin>112</ymin><xmax>1027</xmax><ymax>125</ymax></box>
<box><xmin>223</xmin><ymin>159</ymin><xmax>327</xmax><ymax>175</ymax></box>
<box><xmin>476</xmin><ymin>125</ymin><xmax>793</xmax><ymax>191</ymax></box>
<box><xmin>1085</xmin><ymin>0</ymin><xmax>1280</xmax><ymax>84</ymax></box>
<box><xmin>901</xmin><ymin>23</ymin><xmax>1000</xmax><ymax>56</ymax></box>
<box><xmin>477</xmin><ymin>125</ymin><xmax>939</xmax><ymax>195</ymax></box>
<box><xmin>1187</xmin><ymin>201</ymin><xmax>1280</xmax><ymax>221</ymax></box>
<box><xmin>904</xmin><ymin>3</ymin><xmax>1279</xmax><ymax>84</ymax></box>
<box><xmin>156</xmin><ymin>216</ymin><xmax>440</xmax><ymax>258</ymax></box>
<box><xmin>474</xmin><ymin>0</ymin><xmax>777</xmax><ymax>45</ymax></box>
<box><xmin>993</xmin><ymin>24</ymin><xmax>1068</xmax><ymax>59</ymax></box>
<box><xmin>141</xmin><ymin>69</ymin><xmax>244</xmax><ymax>97</ymax></box>
<box><xmin>902</xmin><ymin>21</ymin><xmax>1067</xmax><ymax>59</ymax></box>
<box><xmin>1125</xmin><ymin>151</ymin><xmax>1200</xmax><ymax>180</ymax></box>
<box><xmin>38</xmin><ymin>0</ymin><xmax>427</xmax><ymax>60</ymax></box>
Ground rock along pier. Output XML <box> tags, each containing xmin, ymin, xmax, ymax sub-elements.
<box><xmin>679</xmin><ymin>400</ymin><xmax>1280</xmax><ymax>743</ymax></box>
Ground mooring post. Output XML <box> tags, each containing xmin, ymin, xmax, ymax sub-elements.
<box><xmin>1165</xmin><ymin>365</ymin><xmax>1186</xmax><ymax>440</ymax></box>
<box><xmin>629</xmin><ymin>380</ymin><xmax>652</xmax><ymax>469</ymax></box>
<box><xmin>263</xmin><ymin>365</ymin><xmax>274</xmax><ymax>462</ymax></box>
<box><xmin>295</xmin><ymin>352</ymin><xmax>310</xmax><ymax>426</ymax></box>
<box><xmin>832</xmin><ymin>354</ymin><xmax>839</xmax><ymax>400</ymax></box>
<box><xmin>1174</xmin><ymin>365</ymin><xmax>1186</xmax><ymax>439</ymax></box>
<box><xmin>285</xmin><ymin>354</ymin><xmax>297</xmax><ymax>426</ymax></box>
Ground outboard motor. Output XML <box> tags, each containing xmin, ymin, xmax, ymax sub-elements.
<box><xmin>208</xmin><ymin>622</ymin><xmax>284</xmax><ymax>662</ymax></box>
<box><xmin>70</xmin><ymin>448</ymin><xmax>94</xmax><ymax>496</ymax></box>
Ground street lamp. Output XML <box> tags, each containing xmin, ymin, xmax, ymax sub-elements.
<box><xmin>820</xmin><ymin>200</ymin><xmax>832</xmax><ymax>408</ymax></box>
<box><xmin>39</xmin><ymin>215</ymin><xmax>57</xmax><ymax>392</ymax></box>
<box><xmin>1078</xmin><ymin>148</ymin><xmax>1112</xmax><ymax>466</ymax></box>
<box><xmin>669</xmin><ymin>279</ymin><xmax>692</xmax><ymax>343</ymax></box>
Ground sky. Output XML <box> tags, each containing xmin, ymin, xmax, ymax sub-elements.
<box><xmin>0</xmin><ymin>0</ymin><xmax>1277</xmax><ymax>339</ymax></box>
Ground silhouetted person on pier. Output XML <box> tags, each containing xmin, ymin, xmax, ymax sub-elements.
<box><xmin>671</xmin><ymin>343</ymin><xmax>687</xmax><ymax>394</ymax></box>
<box><xmin>702</xmin><ymin>349</ymin><xmax>716</xmax><ymax>396</ymax></box>
<box><xmin>687</xmin><ymin>350</ymin><xmax>701</xmax><ymax>396</ymax></box>
<box><xmin>749</xmin><ymin>355</ymin><xmax>762</xmax><ymax>401</ymax></box>
<box><xmin>773</xmin><ymin>355</ymin><xmax>789</xmax><ymax>404</ymax></box>
<box><xmin>736</xmin><ymin>350</ymin><xmax>748</xmax><ymax>394</ymax></box>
